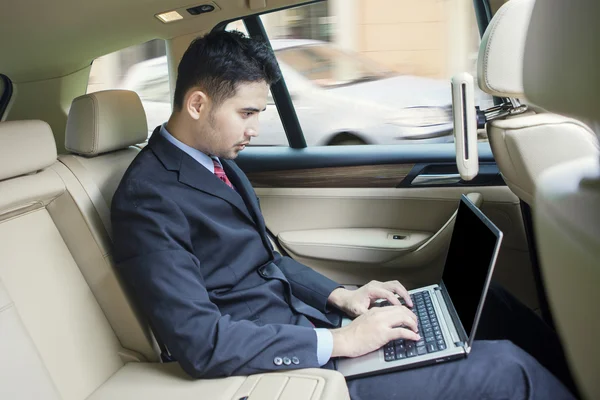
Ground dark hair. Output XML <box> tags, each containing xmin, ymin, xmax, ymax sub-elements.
<box><xmin>173</xmin><ymin>30</ymin><xmax>281</xmax><ymax>110</ymax></box>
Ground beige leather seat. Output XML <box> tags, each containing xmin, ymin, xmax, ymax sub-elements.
<box><xmin>56</xmin><ymin>89</ymin><xmax>159</xmax><ymax>362</ymax></box>
<box><xmin>478</xmin><ymin>0</ymin><xmax>599</xmax><ymax>206</ymax></box>
<box><xmin>60</xmin><ymin>89</ymin><xmax>287</xmax><ymax>359</ymax></box>
<box><xmin>0</xmin><ymin>120</ymin><xmax>349</xmax><ymax>400</ymax></box>
<box><xmin>522</xmin><ymin>0</ymin><xmax>600</xmax><ymax>398</ymax></box>
<box><xmin>62</xmin><ymin>89</ymin><xmax>147</xmax><ymax>237</ymax></box>
<box><xmin>476</xmin><ymin>0</ymin><xmax>600</xmax><ymax>324</ymax></box>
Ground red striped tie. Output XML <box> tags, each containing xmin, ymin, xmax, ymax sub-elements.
<box><xmin>212</xmin><ymin>158</ymin><xmax>234</xmax><ymax>190</ymax></box>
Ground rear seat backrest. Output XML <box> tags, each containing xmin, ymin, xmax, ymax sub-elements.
<box><xmin>56</xmin><ymin>89</ymin><xmax>159</xmax><ymax>362</ymax></box>
<box><xmin>0</xmin><ymin>278</ymin><xmax>61</xmax><ymax>400</ymax></box>
<box><xmin>0</xmin><ymin>120</ymin><xmax>124</xmax><ymax>400</ymax></box>
<box><xmin>0</xmin><ymin>120</ymin><xmax>352</xmax><ymax>400</ymax></box>
<box><xmin>64</xmin><ymin>89</ymin><xmax>149</xmax><ymax>234</ymax></box>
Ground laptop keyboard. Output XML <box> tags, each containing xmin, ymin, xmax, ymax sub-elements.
<box><xmin>379</xmin><ymin>291</ymin><xmax>447</xmax><ymax>362</ymax></box>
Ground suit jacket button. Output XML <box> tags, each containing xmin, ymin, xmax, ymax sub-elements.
<box><xmin>291</xmin><ymin>356</ymin><xmax>300</xmax><ymax>365</ymax></box>
<box><xmin>283</xmin><ymin>357</ymin><xmax>291</xmax><ymax>366</ymax></box>
<box><xmin>259</xmin><ymin>267</ymin><xmax>268</xmax><ymax>277</ymax></box>
<box><xmin>273</xmin><ymin>357</ymin><xmax>283</xmax><ymax>366</ymax></box>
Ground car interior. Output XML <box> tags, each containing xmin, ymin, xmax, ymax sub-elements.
<box><xmin>0</xmin><ymin>0</ymin><xmax>598</xmax><ymax>399</ymax></box>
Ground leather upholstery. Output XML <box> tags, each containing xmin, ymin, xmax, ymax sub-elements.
<box><xmin>65</xmin><ymin>90</ymin><xmax>148</xmax><ymax>156</ymax></box>
<box><xmin>487</xmin><ymin>113</ymin><xmax>599</xmax><ymax>204</ymax></box>
<box><xmin>60</xmin><ymin>90</ymin><xmax>158</xmax><ymax>361</ymax></box>
<box><xmin>89</xmin><ymin>364</ymin><xmax>349</xmax><ymax>400</ymax></box>
<box><xmin>0</xmin><ymin>121</ymin><xmax>350</xmax><ymax>399</ymax></box>
<box><xmin>534</xmin><ymin>158</ymin><xmax>600</xmax><ymax>399</ymax></box>
<box><xmin>0</xmin><ymin>128</ymin><xmax>125</xmax><ymax>399</ymax></box>
<box><xmin>523</xmin><ymin>0</ymin><xmax>600</xmax><ymax>398</ymax></box>
<box><xmin>523</xmin><ymin>0</ymin><xmax>600</xmax><ymax>130</ymax></box>
<box><xmin>0</xmin><ymin>120</ymin><xmax>56</xmax><ymax>181</ymax></box>
<box><xmin>0</xmin><ymin>279</ymin><xmax>62</xmax><ymax>400</ymax></box>
<box><xmin>479</xmin><ymin>0</ymin><xmax>599</xmax><ymax>205</ymax></box>
<box><xmin>478</xmin><ymin>0</ymin><xmax>535</xmax><ymax>98</ymax></box>
<box><xmin>50</xmin><ymin>161</ymin><xmax>158</xmax><ymax>363</ymax></box>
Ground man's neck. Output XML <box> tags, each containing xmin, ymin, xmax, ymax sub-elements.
<box><xmin>165</xmin><ymin>115</ymin><xmax>209</xmax><ymax>155</ymax></box>
<box><xmin>165</xmin><ymin>116</ymin><xmax>189</xmax><ymax>145</ymax></box>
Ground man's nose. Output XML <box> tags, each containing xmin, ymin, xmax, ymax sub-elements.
<box><xmin>246</xmin><ymin>123</ymin><xmax>259</xmax><ymax>138</ymax></box>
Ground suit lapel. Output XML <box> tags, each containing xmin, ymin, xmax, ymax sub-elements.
<box><xmin>149</xmin><ymin>130</ymin><xmax>256</xmax><ymax>226</ymax></box>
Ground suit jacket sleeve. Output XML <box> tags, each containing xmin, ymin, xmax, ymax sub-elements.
<box><xmin>273</xmin><ymin>252</ymin><xmax>341</xmax><ymax>313</ymax></box>
<box><xmin>111</xmin><ymin>178</ymin><xmax>321</xmax><ymax>378</ymax></box>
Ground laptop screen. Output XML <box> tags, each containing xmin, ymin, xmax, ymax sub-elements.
<box><xmin>442</xmin><ymin>195</ymin><xmax>502</xmax><ymax>340</ymax></box>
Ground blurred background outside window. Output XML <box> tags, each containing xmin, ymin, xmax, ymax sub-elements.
<box><xmin>88</xmin><ymin>0</ymin><xmax>494</xmax><ymax>146</ymax></box>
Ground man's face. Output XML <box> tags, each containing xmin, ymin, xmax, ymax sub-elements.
<box><xmin>197</xmin><ymin>81</ymin><xmax>269</xmax><ymax>159</ymax></box>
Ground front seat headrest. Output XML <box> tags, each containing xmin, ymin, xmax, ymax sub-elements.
<box><xmin>0</xmin><ymin>120</ymin><xmax>57</xmax><ymax>181</ymax></box>
<box><xmin>478</xmin><ymin>0</ymin><xmax>536</xmax><ymax>99</ymax></box>
<box><xmin>524</xmin><ymin>0</ymin><xmax>600</xmax><ymax>129</ymax></box>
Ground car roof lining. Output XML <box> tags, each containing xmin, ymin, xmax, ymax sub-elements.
<box><xmin>0</xmin><ymin>0</ymin><xmax>319</xmax><ymax>83</ymax></box>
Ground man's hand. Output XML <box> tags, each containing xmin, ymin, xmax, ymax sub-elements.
<box><xmin>330</xmin><ymin>306</ymin><xmax>420</xmax><ymax>358</ymax></box>
<box><xmin>327</xmin><ymin>280</ymin><xmax>413</xmax><ymax>317</ymax></box>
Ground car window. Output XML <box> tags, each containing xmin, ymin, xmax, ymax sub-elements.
<box><xmin>276</xmin><ymin>45</ymin><xmax>392</xmax><ymax>88</ymax></box>
<box><xmin>87</xmin><ymin>39</ymin><xmax>168</xmax><ymax>136</ymax></box>
<box><xmin>229</xmin><ymin>1</ymin><xmax>493</xmax><ymax>147</ymax></box>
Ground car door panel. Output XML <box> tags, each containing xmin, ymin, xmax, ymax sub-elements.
<box><xmin>237</xmin><ymin>145</ymin><xmax>538</xmax><ymax>310</ymax></box>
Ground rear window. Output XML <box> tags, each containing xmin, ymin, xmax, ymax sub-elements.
<box><xmin>87</xmin><ymin>39</ymin><xmax>168</xmax><ymax>136</ymax></box>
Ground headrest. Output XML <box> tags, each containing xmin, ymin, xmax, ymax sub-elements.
<box><xmin>0</xmin><ymin>120</ymin><xmax>57</xmax><ymax>181</ymax></box>
<box><xmin>523</xmin><ymin>0</ymin><xmax>600</xmax><ymax>125</ymax></box>
<box><xmin>65</xmin><ymin>90</ymin><xmax>148</xmax><ymax>156</ymax></box>
<box><xmin>478</xmin><ymin>0</ymin><xmax>536</xmax><ymax>98</ymax></box>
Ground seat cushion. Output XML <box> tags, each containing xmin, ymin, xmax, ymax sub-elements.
<box><xmin>88</xmin><ymin>363</ymin><xmax>350</xmax><ymax>400</ymax></box>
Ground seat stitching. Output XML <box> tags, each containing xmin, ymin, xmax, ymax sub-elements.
<box><xmin>484</xmin><ymin>3</ymin><xmax>514</xmax><ymax>95</ymax></box>
<box><xmin>92</xmin><ymin>94</ymin><xmax>99</xmax><ymax>154</ymax></box>
<box><xmin>0</xmin><ymin>302</ymin><xmax>14</xmax><ymax>314</ymax></box>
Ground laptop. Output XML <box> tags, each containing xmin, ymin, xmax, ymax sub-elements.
<box><xmin>337</xmin><ymin>194</ymin><xmax>503</xmax><ymax>378</ymax></box>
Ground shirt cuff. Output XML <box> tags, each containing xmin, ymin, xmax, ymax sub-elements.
<box><xmin>314</xmin><ymin>328</ymin><xmax>333</xmax><ymax>366</ymax></box>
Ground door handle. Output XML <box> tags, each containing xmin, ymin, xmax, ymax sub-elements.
<box><xmin>411</xmin><ymin>173</ymin><xmax>462</xmax><ymax>186</ymax></box>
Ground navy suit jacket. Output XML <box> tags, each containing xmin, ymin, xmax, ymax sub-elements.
<box><xmin>111</xmin><ymin>128</ymin><xmax>341</xmax><ymax>378</ymax></box>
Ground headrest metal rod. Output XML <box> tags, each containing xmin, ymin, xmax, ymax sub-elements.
<box><xmin>477</xmin><ymin>98</ymin><xmax>529</xmax><ymax>128</ymax></box>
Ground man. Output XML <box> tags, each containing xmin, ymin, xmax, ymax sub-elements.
<box><xmin>112</xmin><ymin>30</ymin><xmax>575</xmax><ymax>399</ymax></box>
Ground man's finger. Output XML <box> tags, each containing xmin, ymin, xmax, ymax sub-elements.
<box><xmin>402</xmin><ymin>306</ymin><xmax>418</xmax><ymax>323</ymax></box>
<box><xmin>353</xmin><ymin>304</ymin><xmax>369</xmax><ymax>316</ymax></box>
<box><xmin>371</xmin><ymin>287</ymin><xmax>401</xmax><ymax>306</ymax></box>
<box><xmin>383</xmin><ymin>307</ymin><xmax>418</xmax><ymax>333</ymax></box>
<box><xmin>388</xmin><ymin>326</ymin><xmax>421</xmax><ymax>342</ymax></box>
<box><xmin>384</xmin><ymin>281</ymin><xmax>412</xmax><ymax>308</ymax></box>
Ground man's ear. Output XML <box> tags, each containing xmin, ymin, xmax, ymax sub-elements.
<box><xmin>185</xmin><ymin>89</ymin><xmax>209</xmax><ymax>120</ymax></box>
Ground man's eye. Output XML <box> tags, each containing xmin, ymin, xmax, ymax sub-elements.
<box><xmin>242</xmin><ymin>112</ymin><xmax>253</xmax><ymax>118</ymax></box>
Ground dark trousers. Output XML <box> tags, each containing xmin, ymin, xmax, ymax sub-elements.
<box><xmin>344</xmin><ymin>283</ymin><xmax>577</xmax><ymax>400</ymax></box>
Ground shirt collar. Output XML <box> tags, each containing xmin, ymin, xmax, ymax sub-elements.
<box><xmin>159</xmin><ymin>123</ymin><xmax>221</xmax><ymax>173</ymax></box>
